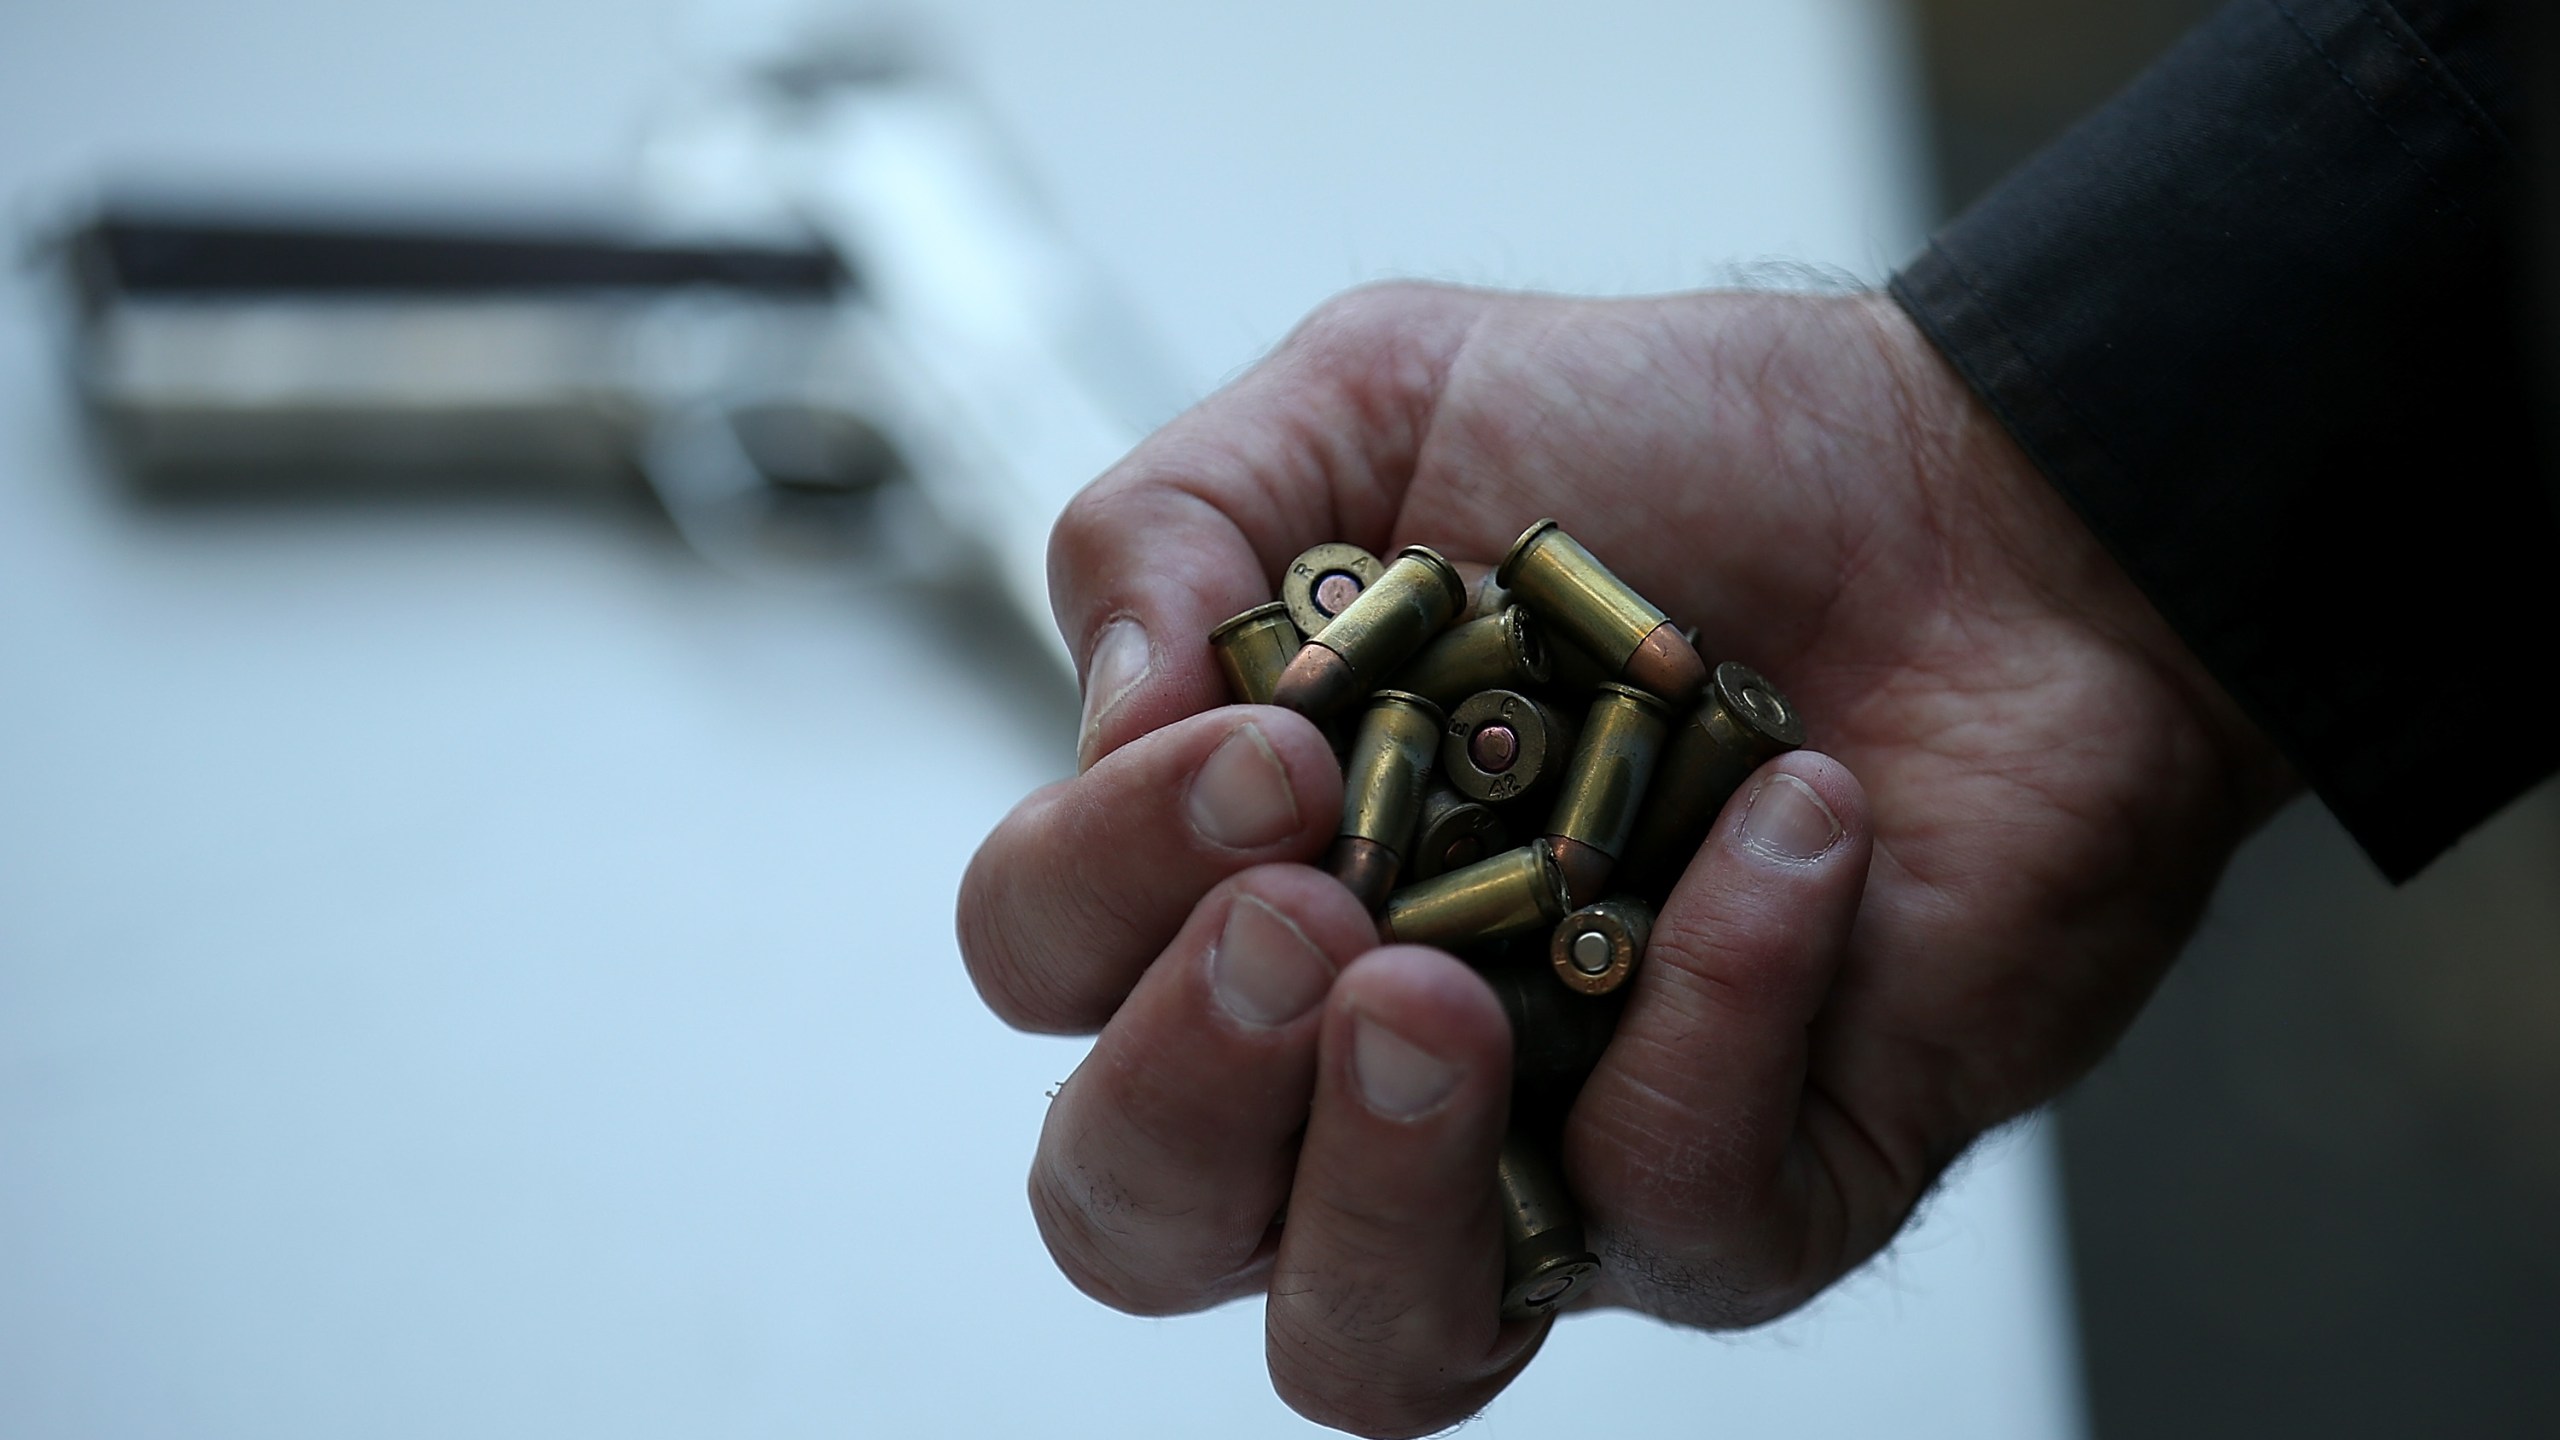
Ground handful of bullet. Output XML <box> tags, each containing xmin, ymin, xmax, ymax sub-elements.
<box><xmin>1208</xmin><ymin>519</ymin><xmax>1807</xmax><ymax>1322</ymax></box>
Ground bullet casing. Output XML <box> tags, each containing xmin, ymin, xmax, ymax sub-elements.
<box><xmin>1497</xmin><ymin>518</ymin><xmax>1707</xmax><ymax>703</ymax></box>
<box><xmin>1498</xmin><ymin>518</ymin><xmax>1668</xmax><ymax>672</ymax></box>
<box><xmin>1380</xmin><ymin>843</ymin><xmax>1569</xmax><ymax>951</ymax></box>
<box><xmin>1616</xmin><ymin>661</ymin><xmax>1806</xmax><ymax>898</ymax></box>
<box><xmin>1496</xmin><ymin>1131</ymin><xmax>1602</xmax><ymax>1320</ymax></box>
<box><xmin>1550</xmin><ymin>897</ymin><xmax>1654</xmax><ymax>996</ymax></box>
<box><xmin>1543</xmin><ymin>682</ymin><xmax>1673</xmax><ymax>905</ymax></box>
<box><xmin>1338</xmin><ymin>690</ymin><xmax>1444</xmax><ymax>850</ymax></box>
<box><xmin>1193</xmin><ymin>532</ymin><xmax>1811</xmax><ymax>1330</ymax></box>
<box><xmin>1331</xmin><ymin>690</ymin><xmax>1444</xmax><ymax>909</ymax></box>
<box><xmin>1318</xmin><ymin>545</ymin><xmax>1466</xmax><ymax>673</ymax></box>
<box><xmin>1281</xmin><ymin>541</ymin><xmax>1385</xmax><ymax>637</ymax></box>
<box><xmin>1443</xmin><ymin>689</ymin><xmax>1576</xmax><ymax>805</ymax></box>
<box><xmin>1410</xmin><ymin>785</ymin><xmax>1509</xmax><ymax>883</ymax></box>
<box><xmin>1389</xmin><ymin>605</ymin><xmax>1551</xmax><ymax>704</ymax></box>
<box><xmin>1275</xmin><ymin>545</ymin><xmax>1467</xmax><ymax>718</ymax></box>
<box><xmin>1207</xmin><ymin>601</ymin><xmax>1300</xmax><ymax>706</ymax></box>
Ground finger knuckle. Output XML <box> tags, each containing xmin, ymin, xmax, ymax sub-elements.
<box><xmin>1024</xmin><ymin>1142</ymin><xmax>1233</xmax><ymax>1311</ymax></box>
<box><xmin>1286</xmin><ymin>281</ymin><xmax>1452</xmax><ymax>359</ymax></box>
<box><xmin>1267</xmin><ymin>1319</ymin><xmax>1456</xmax><ymax>1440</ymax></box>
<box><xmin>1088</xmin><ymin>1047</ymin><xmax>1224</xmax><ymax>1168</ymax></box>
<box><xmin>964</xmin><ymin>931</ymin><xmax>1109</xmax><ymax>1034</ymax></box>
<box><xmin>1047</xmin><ymin>482</ymin><xmax>1134</xmax><ymax>590</ymax></box>
<box><xmin>1269</xmin><ymin>1270</ymin><xmax>1418</xmax><ymax>1355</ymax></box>
<box><xmin>1290</xmin><ymin>1190</ymin><xmax>1434</xmax><ymax>1260</ymax></box>
<box><xmin>956</xmin><ymin>820</ymin><xmax>1115</xmax><ymax>1035</ymax></box>
<box><xmin>1265</xmin><ymin>1257</ymin><xmax>1479</xmax><ymax>1425</ymax></box>
<box><xmin>1027</xmin><ymin>1156</ymin><xmax>1205</xmax><ymax>1318</ymax></box>
<box><xmin>1645</xmin><ymin>914</ymin><xmax>1816</xmax><ymax>1024</ymax></box>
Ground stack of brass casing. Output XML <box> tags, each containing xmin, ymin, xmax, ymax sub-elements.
<box><xmin>1205</xmin><ymin>520</ymin><xmax>1807</xmax><ymax>1324</ymax></box>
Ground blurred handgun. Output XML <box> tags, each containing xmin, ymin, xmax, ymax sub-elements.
<box><xmin>50</xmin><ymin>47</ymin><xmax>1169</xmax><ymax>673</ymax></box>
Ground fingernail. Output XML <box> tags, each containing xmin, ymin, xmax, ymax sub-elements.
<box><xmin>1352</xmin><ymin>1011</ymin><xmax>1460</xmax><ymax>1121</ymax></box>
<box><xmin>1078</xmin><ymin>618</ymin><xmax>1151</xmax><ymax>770</ymax></box>
<box><xmin>1210</xmin><ymin>896</ymin><xmax>1335</xmax><ymax>1028</ymax></box>
<box><xmin>1188</xmin><ymin>722</ymin><xmax>1299</xmax><ymax>849</ymax></box>
<box><xmin>1738</xmin><ymin>772</ymin><xmax>1841</xmax><ymax>861</ymax></box>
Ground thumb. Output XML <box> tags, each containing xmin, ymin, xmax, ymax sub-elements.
<box><xmin>1566</xmin><ymin>752</ymin><xmax>1876</xmax><ymax>1326</ymax></box>
<box><xmin>1049</xmin><ymin>283</ymin><xmax>1485</xmax><ymax>769</ymax></box>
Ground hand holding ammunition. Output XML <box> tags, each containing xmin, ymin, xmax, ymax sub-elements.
<box><xmin>1223</xmin><ymin>523</ymin><xmax>1790</xmax><ymax>1325</ymax></box>
<box><xmin>962</xmin><ymin>283</ymin><xmax>2295</xmax><ymax>1437</ymax></box>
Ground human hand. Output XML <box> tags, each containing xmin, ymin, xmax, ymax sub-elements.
<box><xmin>956</xmin><ymin>283</ymin><xmax>2296</xmax><ymax>1436</ymax></box>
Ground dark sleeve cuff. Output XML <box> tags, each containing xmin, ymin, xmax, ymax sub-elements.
<box><xmin>1890</xmin><ymin>0</ymin><xmax>2560</xmax><ymax>881</ymax></box>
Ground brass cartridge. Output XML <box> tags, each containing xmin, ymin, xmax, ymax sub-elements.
<box><xmin>1496</xmin><ymin>518</ymin><xmax>1708</xmax><ymax>705</ymax></box>
<box><xmin>1496</xmin><ymin>1132</ymin><xmax>1602</xmax><ymax>1320</ymax></box>
<box><xmin>1328</xmin><ymin>690</ymin><xmax>1445</xmax><ymax>912</ymax></box>
<box><xmin>1206</xmin><ymin>601</ymin><xmax>1301</xmax><ymax>706</ymax></box>
<box><xmin>1389</xmin><ymin>605</ymin><xmax>1551</xmax><ymax>705</ymax></box>
<box><xmin>1616</xmin><ymin>662</ymin><xmax>1806</xmax><ymax>898</ymax></box>
<box><xmin>1548</xmin><ymin>624</ymin><xmax>1700</xmax><ymax>694</ymax></box>
<box><xmin>1543</xmin><ymin>683</ymin><xmax>1673</xmax><ymax>908</ymax></box>
<box><xmin>1549</xmin><ymin>897</ymin><xmax>1654</xmax><ymax>997</ymax></box>
<box><xmin>1281</xmin><ymin>541</ymin><xmax>1386</xmax><ymax>637</ymax></box>
<box><xmin>1442</xmin><ymin>689</ymin><xmax>1576</xmax><ymax>805</ymax></box>
<box><xmin>1380</xmin><ymin>843</ymin><xmax>1570</xmax><ymax>950</ymax></box>
<box><xmin>1273</xmin><ymin>545</ymin><xmax>1467</xmax><ymax>719</ymax></box>
<box><xmin>1485</xmin><ymin>956</ymin><xmax>1623</xmax><ymax>1092</ymax></box>
<box><xmin>1410</xmin><ymin>785</ymin><xmax>1509</xmax><ymax>883</ymax></box>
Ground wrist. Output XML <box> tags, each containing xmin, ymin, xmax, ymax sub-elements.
<box><xmin>1853</xmin><ymin>292</ymin><xmax>2301</xmax><ymax>837</ymax></box>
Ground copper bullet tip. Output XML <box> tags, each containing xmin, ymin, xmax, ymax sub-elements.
<box><xmin>1623</xmin><ymin>622</ymin><xmax>1709</xmax><ymax>706</ymax></box>
<box><xmin>1272</xmin><ymin>642</ymin><xmax>1361</xmax><ymax>719</ymax></box>
<box><xmin>1326</xmin><ymin>836</ymin><xmax>1401</xmax><ymax>914</ymax></box>
<box><xmin>1544</xmin><ymin>835</ymin><xmax>1616</xmax><ymax>912</ymax></box>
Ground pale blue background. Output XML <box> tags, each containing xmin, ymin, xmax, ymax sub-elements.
<box><xmin>0</xmin><ymin>3</ymin><xmax>2083</xmax><ymax>1434</ymax></box>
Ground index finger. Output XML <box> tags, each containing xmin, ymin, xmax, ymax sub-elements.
<box><xmin>1055</xmin><ymin>284</ymin><xmax>1487</xmax><ymax>770</ymax></box>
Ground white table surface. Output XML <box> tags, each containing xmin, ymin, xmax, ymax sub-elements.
<box><xmin>0</xmin><ymin>2</ymin><xmax>2085</xmax><ymax>1434</ymax></box>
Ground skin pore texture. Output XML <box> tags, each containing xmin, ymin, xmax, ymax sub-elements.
<box><xmin>957</xmin><ymin>284</ymin><xmax>2298</xmax><ymax>1438</ymax></box>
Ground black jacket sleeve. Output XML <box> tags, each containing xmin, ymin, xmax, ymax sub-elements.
<box><xmin>1889</xmin><ymin>0</ymin><xmax>2560</xmax><ymax>881</ymax></box>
